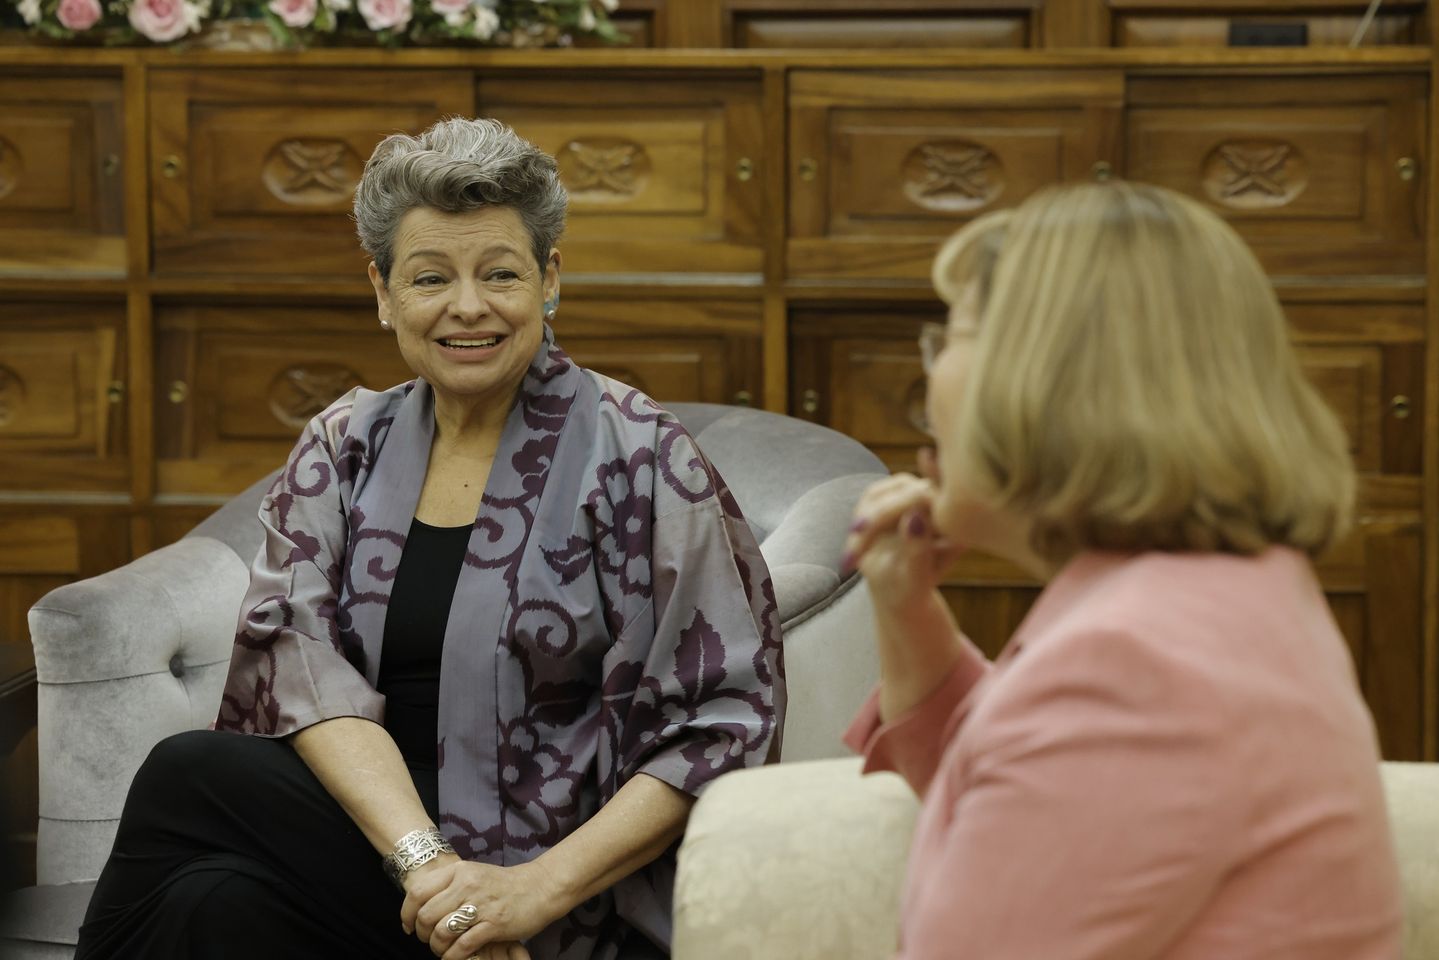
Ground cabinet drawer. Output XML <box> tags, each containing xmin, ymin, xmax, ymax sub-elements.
<box><xmin>150</xmin><ymin>69</ymin><xmax>472</xmax><ymax>278</ymax></box>
<box><xmin>735</xmin><ymin>15</ymin><xmax>1029</xmax><ymax>49</ymax></box>
<box><xmin>790</xmin><ymin>305</ymin><xmax>939</xmax><ymax>472</ymax></box>
<box><xmin>0</xmin><ymin>302</ymin><xmax>127</xmax><ymax>493</ymax></box>
<box><xmin>155</xmin><ymin>304</ymin><xmax>415</xmax><ymax>496</ymax></box>
<box><xmin>1125</xmin><ymin>75</ymin><xmax>1426</xmax><ymax>277</ymax></box>
<box><xmin>789</xmin><ymin>70</ymin><xmax>1122</xmax><ymax>281</ymax></box>
<box><xmin>0</xmin><ymin>75</ymin><xmax>124</xmax><ymax>276</ymax></box>
<box><xmin>480</xmin><ymin>73</ymin><xmax>764</xmax><ymax>279</ymax></box>
<box><xmin>553</xmin><ymin>297</ymin><xmax>762</xmax><ymax>407</ymax></box>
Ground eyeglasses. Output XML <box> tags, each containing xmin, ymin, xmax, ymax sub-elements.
<box><xmin>918</xmin><ymin>322</ymin><xmax>948</xmax><ymax>375</ymax></box>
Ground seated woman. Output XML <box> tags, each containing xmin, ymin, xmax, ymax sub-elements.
<box><xmin>842</xmin><ymin>182</ymin><xmax>1402</xmax><ymax>958</ymax></box>
<box><xmin>75</xmin><ymin>118</ymin><xmax>783</xmax><ymax>960</ymax></box>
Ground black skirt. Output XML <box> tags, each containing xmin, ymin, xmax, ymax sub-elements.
<box><xmin>73</xmin><ymin>729</ymin><xmax>436</xmax><ymax>959</ymax></box>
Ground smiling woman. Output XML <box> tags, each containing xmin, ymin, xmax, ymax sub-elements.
<box><xmin>72</xmin><ymin>118</ymin><xmax>784</xmax><ymax>960</ymax></box>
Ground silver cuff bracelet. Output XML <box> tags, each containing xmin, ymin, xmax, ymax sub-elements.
<box><xmin>382</xmin><ymin>827</ymin><xmax>455</xmax><ymax>889</ymax></box>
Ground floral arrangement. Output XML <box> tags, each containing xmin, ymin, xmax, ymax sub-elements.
<box><xmin>9</xmin><ymin>0</ymin><xmax>621</xmax><ymax>46</ymax></box>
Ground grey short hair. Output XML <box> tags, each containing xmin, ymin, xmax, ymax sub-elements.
<box><xmin>354</xmin><ymin>117</ymin><xmax>568</xmax><ymax>283</ymax></box>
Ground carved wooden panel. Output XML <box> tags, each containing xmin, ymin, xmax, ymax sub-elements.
<box><xmin>552</xmin><ymin>296</ymin><xmax>762</xmax><ymax>406</ymax></box>
<box><xmin>153</xmin><ymin>304</ymin><xmax>415</xmax><ymax>497</ymax></box>
<box><xmin>1126</xmin><ymin>75</ymin><xmax>1427</xmax><ymax>277</ymax></box>
<box><xmin>1114</xmin><ymin>13</ymin><xmax>1422</xmax><ymax>47</ymax></box>
<box><xmin>149</xmin><ymin>69</ymin><xmax>473</xmax><ymax>277</ymax></box>
<box><xmin>0</xmin><ymin>75</ymin><xmax>124</xmax><ymax>276</ymax></box>
<box><xmin>479</xmin><ymin>73</ymin><xmax>764</xmax><ymax>278</ymax></box>
<box><xmin>789</xmin><ymin>70</ymin><xmax>1123</xmax><ymax>280</ymax></box>
<box><xmin>0</xmin><ymin>302</ymin><xmax>127</xmax><ymax>493</ymax></box>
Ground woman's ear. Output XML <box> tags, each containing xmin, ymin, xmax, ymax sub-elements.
<box><xmin>368</xmin><ymin>262</ymin><xmax>393</xmax><ymax>330</ymax></box>
<box><xmin>543</xmin><ymin>248</ymin><xmax>562</xmax><ymax>306</ymax></box>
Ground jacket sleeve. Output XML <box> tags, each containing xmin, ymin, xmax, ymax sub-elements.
<box><xmin>895</xmin><ymin>627</ymin><xmax>1242</xmax><ymax>960</ymax></box>
<box><xmin>842</xmin><ymin>635</ymin><xmax>990</xmax><ymax>796</ymax></box>
<box><xmin>214</xmin><ymin>402</ymin><xmax>385</xmax><ymax>736</ymax></box>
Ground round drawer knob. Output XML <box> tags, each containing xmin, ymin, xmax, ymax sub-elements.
<box><xmin>801</xmin><ymin>388</ymin><xmax>820</xmax><ymax>415</ymax></box>
<box><xmin>106</xmin><ymin>381</ymin><xmax>125</xmax><ymax>404</ymax></box>
<box><xmin>1397</xmin><ymin>157</ymin><xmax>1417</xmax><ymax>182</ymax></box>
<box><xmin>798</xmin><ymin>158</ymin><xmax>818</xmax><ymax>183</ymax></box>
<box><xmin>1390</xmin><ymin>395</ymin><xmax>1413</xmax><ymax>420</ymax></box>
<box><xmin>732</xmin><ymin>390</ymin><xmax>753</xmax><ymax>407</ymax></box>
<box><xmin>1092</xmin><ymin>161</ymin><xmax>1114</xmax><ymax>182</ymax></box>
<box><xmin>168</xmin><ymin>380</ymin><xmax>189</xmax><ymax>404</ymax></box>
<box><xmin>161</xmin><ymin>155</ymin><xmax>184</xmax><ymax>179</ymax></box>
<box><xmin>736</xmin><ymin>158</ymin><xmax>754</xmax><ymax>182</ymax></box>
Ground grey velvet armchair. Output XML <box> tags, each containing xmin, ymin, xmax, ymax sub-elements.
<box><xmin>0</xmin><ymin>403</ymin><xmax>888</xmax><ymax>959</ymax></box>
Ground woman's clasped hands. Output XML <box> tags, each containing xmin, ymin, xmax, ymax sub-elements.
<box><xmin>401</xmin><ymin>854</ymin><xmax>561</xmax><ymax>960</ymax></box>
<box><xmin>842</xmin><ymin>449</ymin><xmax>964</xmax><ymax>608</ymax></box>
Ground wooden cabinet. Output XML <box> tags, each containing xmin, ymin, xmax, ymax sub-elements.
<box><xmin>481</xmin><ymin>72</ymin><xmax>764</xmax><ymax>279</ymax></box>
<box><xmin>788</xmin><ymin>69</ymin><xmax>1123</xmax><ymax>280</ymax></box>
<box><xmin>0</xmin><ymin>301</ymin><xmax>127</xmax><ymax>493</ymax></box>
<box><xmin>149</xmin><ymin>69</ymin><xmax>473</xmax><ymax>278</ymax></box>
<box><xmin>1109</xmin><ymin>1</ymin><xmax>1427</xmax><ymax>47</ymax></box>
<box><xmin>727</xmin><ymin>0</ymin><xmax>1035</xmax><ymax>49</ymax></box>
<box><xmin>1126</xmin><ymin>75</ymin><xmax>1427</xmax><ymax>277</ymax></box>
<box><xmin>554</xmin><ymin>297</ymin><xmax>762</xmax><ymax>406</ymax></box>
<box><xmin>0</xmin><ymin>74</ymin><xmax>125</xmax><ymax>277</ymax></box>
<box><xmin>153</xmin><ymin>302</ymin><xmax>415</xmax><ymax>496</ymax></box>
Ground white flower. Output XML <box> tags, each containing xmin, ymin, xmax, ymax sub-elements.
<box><xmin>598</xmin><ymin>0</ymin><xmax>617</xmax><ymax>10</ymax></box>
<box><xmin>181</xmin><ymin>0</ymin><xmax>205</xmax><ymax>31</ymax></box>
<box><xmin>472</xmin><ymin>4</ymin><xmax>497</xmax><ymax>39</ymax></box>
<box><xmin>17</xmin><ymin>0</ymin><xmax>42</xmax><ymax>24</ymax></box>
<box><xmin>442</xmin><ymin>8</ymin><xmax>464</xmax><ymax>26</ymax></box>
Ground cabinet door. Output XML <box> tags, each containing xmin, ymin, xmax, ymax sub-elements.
<box><xmin>728</xmin><ymin>0</ymin><xmax>1034</xmax><ymax>49</ymax></box>
<box><xmin>149</xmin><ymin>69</ymin><xmax>473</xmax><ymax>278</ymax></box>
<box><xmin>1110</xmin><ymin>2</ymin><xmax>1424</xmax><ymax>46</ymax></box>
<box><xmin>0</xmin><ymin>302</ymin><xmax>127</xmax><ymax>494</ymax></box>
<box><xmin>789</xmin><ymin>69</ymin><xmax>1122</xmax><ymax>281</ymax></box>
<box><xmin>480</xmin><ymin>73</ymin><xmax>764</xmax><ymax>279</ymax></box>
<box><xmin>1126</xmin><ymin>75</ymin><xmax>1427</xmax><ymax>277</ymax></box>
<box><xmin>553</xmin><ymin>297</ymin><xmax>762</xmax><ymax>407</ymax></box>
<box><xmin>154</xmin><ymin>303</ymin><xmax>415</xmax><ymax>497</ymax></box>
<box><xmin>0</xmin><ymin>75</ymin><xmax>124</xmax><ymax>276</ymax></box>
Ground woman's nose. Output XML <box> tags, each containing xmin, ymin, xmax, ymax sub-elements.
<box><xmin>448</xmin><ymin>278</ymin><xmax>488</xmax><ymax>320</ymax></box>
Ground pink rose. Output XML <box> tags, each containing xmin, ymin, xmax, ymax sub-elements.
<box><xmin>357</xmin><ymin>0</ymin><xmax>411</xmax><ymax>30</ymax></box>
<box><xmin>429</xmin><ymin>0</ymin><xmax>466</xmax><ymax>13</ymax></box>
<box><xmin>56</xmin><ymin>0</ymin><xmax>102</xmax><ymax>30</ymax></box>
<box><xmin>127</xmin><ymin>0</ymin><xmax>189</xmax><ymax>41</ymax></box>
<box><xmin>268</xmin><ymin>0</ymin><xmax>317</xmax><ymax>27</ymax></box>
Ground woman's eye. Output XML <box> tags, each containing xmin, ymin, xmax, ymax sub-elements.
<box><xmin>415</xmin><ymin>275</ymin><xmax>444</xmax><ymax>286</ymax></box>
<box><xmin>487</xmin><ymin>270</ymin><xmax>518</xmax><ymax>282</ymax></box>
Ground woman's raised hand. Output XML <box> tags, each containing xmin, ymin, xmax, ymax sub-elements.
<box><xmin>401</xmin><ymin>856</ymin><xmax>557</xmax><ymax>960</ymax></box>
<box><xmin>843</xmin><ymin>454</ymin><xmax>963</xmax><ymax>610</ymax></box>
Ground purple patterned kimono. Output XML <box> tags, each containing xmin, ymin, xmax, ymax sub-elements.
<box><xmin>214</xmin><ymin>329</ymin><xmax>785</xmax><ymax>959</ymax></box>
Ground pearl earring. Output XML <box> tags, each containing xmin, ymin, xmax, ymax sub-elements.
<box><xmin>379</xmin><ymin>318</ymin><xmax>392</xmax><ymax>331</ymax></box>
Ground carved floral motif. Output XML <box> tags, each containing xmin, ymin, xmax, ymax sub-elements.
<box><xmin>262</xmin><ymin>139</ymin><xmax>362</xmax><ymax>207</ymax></box>
<box><xmin>1202</xmin><ymin>140</ymin><xmax>1308</xmax><ymax>209</ymax></box>
<box><xmin>0</xmin><ymin>137</ymin><xmax>21</xmax><ymax>201</ymax></box>
<box><xmin>903</xmin><ymin>141</ymin><xmax>1003</xmax><ymax>212</ymax></box>
<box><xmin>0</xmin><ymin>365</ymin><xmax>25</xmax><ymax>429</ymax></box>
<box><xmin>268</xmin><ymin>364</ymin><xmax>364</xmax><ymax>429</ymax></box>
<box><xmin>558</xmin><ymin>138</ymin><xmax>651</xmax><ymax>199</ymax></box>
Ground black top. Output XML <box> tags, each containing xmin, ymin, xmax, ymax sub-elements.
<box><xmin>377</xmin><ymin>517</ymin><xmax>471</xmax><ymax>817</ymax></box>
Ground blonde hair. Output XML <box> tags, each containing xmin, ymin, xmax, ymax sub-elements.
<box><xmin>938</xmin><ymin>181</ymin><xmax>1354</xmax><ymax>564</ymax></box>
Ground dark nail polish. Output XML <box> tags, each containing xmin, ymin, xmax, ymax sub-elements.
<box><xmin>849</xmin><ymin>517</ymin><xmax>868</xmax><ymax>533</ymax></box>
<box><xmin>907</xmin><ymin>512</ymin><xmax>927</xmax><ymax>538</ymax></box>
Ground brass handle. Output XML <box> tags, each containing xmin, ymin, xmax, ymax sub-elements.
<box><xmin>732</xmin><ymin>389</ymin><xmax>753</xmax><ymax>407</ymax></box>
<box><xmin>736</xmin><ymin>158</ymin><xmax>754</xmax><ymax>182</ymax></box>
<box><xmin>1092</xmin><ymin>161</ymin><xmax>1113</xmax><ymax>182</ymax></box>
<box><xmin>1390</xmin><ymin>395</ymin><xmax>1413</xmax><ymax>419</ymax></box>
<box><xmin>106</xmin><ymin>380</ymin><xmax>125</xmax><ymax>404</ymax></box>
<box><xmin>102</xmin><ymin>154</ymin><xmax>120</xmax><ymax>177</ymax></box>
<box><xmin>801</xmin><ymin>388</ymin><xmax>820</xmax><ymax>415</ymax></box>
<box><xmin>161</xmin><ymin>155</ymin><xmax>183</xmax><ymax>179</ymax></box>
<box><xmin>167</xmin><ymin>380</ymin><xmax>189</xmax><ymax>404</ymax></box>
<box><xmin>798</xmin><ymin>158</ymin><xmax>818</xmax><ymax>183</ymax></box>
<box><xmin>1397</xmin><ymin>157</ymin><xmax>1417</xmax><ymax>182</ymax></box>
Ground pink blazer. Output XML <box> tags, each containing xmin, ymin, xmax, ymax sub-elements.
<box><xmin>846</xmin><ymin>548</ymin><xmax>1403</xmax><ymax>960</ymax></box>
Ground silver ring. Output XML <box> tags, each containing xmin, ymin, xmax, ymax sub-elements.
<box><xmin>445</xmin><ymin>903</ymin><xmax>480</xmax><ymax>934</ymax></box>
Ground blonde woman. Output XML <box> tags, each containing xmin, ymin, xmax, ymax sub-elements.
<box><xmin>842</xmin><ymin>182</ymin><xmax>1403</xmax><ymax>959</ymax></box>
